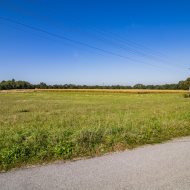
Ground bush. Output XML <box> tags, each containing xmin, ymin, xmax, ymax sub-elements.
<box><xmin>184</xmin><ymin>93</ymin><xmax>190</xmax><ymax>98</ymax></box>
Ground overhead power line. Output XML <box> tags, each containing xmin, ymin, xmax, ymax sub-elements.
<box><xmin>96</xmin><ymin>29</ymin><xmax>167</xmax><ymax>58</ymax></box>
<box><xmin>0</xmin><ymin>2</ymin><xmax>167</xmax><ymax>62</ymax></box>
<box><xmin>88</xmin><ymin>29</ymin><xmax>164</xmax><ymax>62</ymax></box>
<box><xmin>89</xmin><ymin>28</ymin><xmax>185</xmax><ymax>68</ymax></box>
<box><xmin>0</xmin><ymin>16</ymin><xmax>164</xmax><ymax>69</ymax></box>
<box><xmin>0</xmin><ymin>1</ymin><xmax>186</xmax><ymax>71</ymax></box>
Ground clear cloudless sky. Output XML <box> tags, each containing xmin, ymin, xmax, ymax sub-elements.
<box><xmin>0</xmin><ymin>0</ymin><xmax>190</xmax><ymax>85</ymax></box>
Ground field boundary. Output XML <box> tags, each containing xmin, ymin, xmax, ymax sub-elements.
<box><xmin>0</xmin><ymin>89</ymin><xmax>188</xmax><ymax>94</ymax></box>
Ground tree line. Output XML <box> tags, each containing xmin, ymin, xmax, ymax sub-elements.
<box><xmin>0</xmin><ymin>78</ymin><xmax>190</xmax><ymax>90</ymax></box>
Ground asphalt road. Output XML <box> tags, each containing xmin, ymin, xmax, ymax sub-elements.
<box><xmin>1</xmin><ymin>137</ymin><xmax>190</xmax><ymax>190</ymax></box>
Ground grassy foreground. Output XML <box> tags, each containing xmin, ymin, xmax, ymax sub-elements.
<box><xmin>0</xmin><ymin>91</ymin><xmax>190</xmax><ymax>171</ymax></box>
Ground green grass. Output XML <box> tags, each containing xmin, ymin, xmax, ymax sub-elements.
<box><xmin>0</xmin><ymin>91</ymin><xmax>190</xmax><ymax>171</ymax></box>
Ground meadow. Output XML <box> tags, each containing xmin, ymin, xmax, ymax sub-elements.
<box><xmin>0</xmin><ymin>90</ymin><xmax>190</xmax><ymax>171</ymax></box>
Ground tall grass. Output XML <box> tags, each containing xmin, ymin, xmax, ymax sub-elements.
<box><xmin>0</xmin><ymin>92</ymin><xmax>190</xmax><ymax>171</ymax></box>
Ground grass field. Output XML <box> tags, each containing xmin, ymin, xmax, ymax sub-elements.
<box><xmin>0</xmin><ymin>90</ymin><xmax>190</xmax><ymax>171</ymax></box>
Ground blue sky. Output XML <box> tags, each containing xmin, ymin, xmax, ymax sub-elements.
<box><xmin>0</xmin><ymin>0</ymin><xmax>190</xmax><ymax>85</ymax></box>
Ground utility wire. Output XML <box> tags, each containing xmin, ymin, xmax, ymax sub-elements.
<box><xmin>1</xmin><ymin>1</ymin><xmax>186</xmax><ymax>71</ymax></box>
<box><xmin>1</xmin><ymin>2</ymin><xmax>183</xmax><ymax>72</ymax></box>
<box><xmin>87</xmin><ymin>30</ymin><xmax>164</xmax><ymax>62</ymax></box>
<box><xmin>0</xmin><ymin>2</ymin><xmax>167</xmax><ymax>63</ymax></box>
<box><xmin>0</xmin><ymin>16</ymin><xmax>166</xmax><ymax>70</ymax></box>
<box><xmin>101</xmin><ymin>30</ymin><xmax>167</xmax><ymax>58</ymax></box>
<box><xmin>92</xmin><ymin>28</ymin><xmax>185</xmax><ymax>69</ymax></box>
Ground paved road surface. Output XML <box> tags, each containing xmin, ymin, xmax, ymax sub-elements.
<box><xmin>1</xmin><ymin>137</ymin><xmax>190</xmax><ymax>190</ymax></box>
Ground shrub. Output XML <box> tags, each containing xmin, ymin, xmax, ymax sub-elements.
<box><xmin>184</xmin><ymin>93</ymin><xmax>190</xmax><ymax>98</ymax></box>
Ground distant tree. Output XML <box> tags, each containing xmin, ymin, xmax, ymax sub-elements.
<box><xmin>37</xmin><ymin>82</ymin><xmax>48</xmax><ymax>89</ymax></box>
<box><xmin>0</xmin><ymin>79</ymin><xmax>33</xmax><ymax>90</ymax></box>
<box><xmin>133</xmin><ymin>84</ymin><xmax>146</xmax><ymax>89</ymax></box>
<box><xmin>0</xmin><ymin>77</ymin><xmax>190</xmax><ymax>90</ymax></box>
<box><xmin>178</xmin><ymin>78</ymin><xmax>190</xmax><ymax>90</ymax></box>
